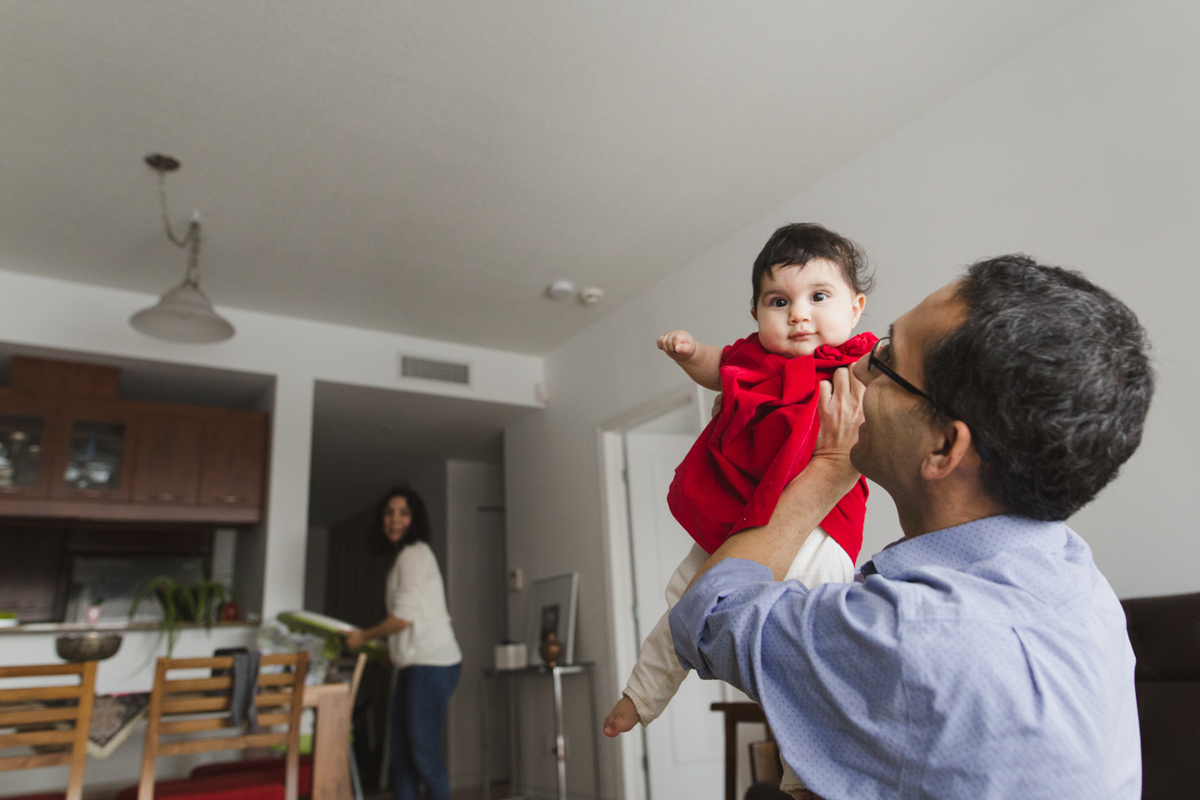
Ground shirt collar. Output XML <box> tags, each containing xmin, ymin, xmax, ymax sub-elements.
<box><xmin>867</xmin><ymin>514</ymin><xmax>1069</xmax><ymax>579</ymax></box>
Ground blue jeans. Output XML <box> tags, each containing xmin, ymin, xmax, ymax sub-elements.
<box><xmin>392</xmin><ymin>662</ymin><xmax>461</xmax><ymax>800</ymax></box>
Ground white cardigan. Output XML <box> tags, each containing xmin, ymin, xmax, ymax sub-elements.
<box><xmin>386</xmin><ymin>541</ymin><xmax>462</xmax><ymax>668</ymax></box>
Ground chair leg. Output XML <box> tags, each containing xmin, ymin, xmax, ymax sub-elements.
<box><xmin>349</xmin><ymin>741</ymin><xmax>364</xmax><ymax>800</ymax></box>
<box><xmin>378</xmin><ymin>665</ymin><xmax>397</xmax><ymax>789</ymax></box>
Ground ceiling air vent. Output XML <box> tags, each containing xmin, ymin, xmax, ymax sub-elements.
<box><xmin>399</xmin><ymin>355</ymin><xmax>470</xmax><ymax>385</ymax></box>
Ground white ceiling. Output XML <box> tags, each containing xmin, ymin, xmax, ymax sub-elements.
<box><xmin>0</xmin><ymin>1</ymin><xmax>1096</xmax><ymax>354</ymax></box>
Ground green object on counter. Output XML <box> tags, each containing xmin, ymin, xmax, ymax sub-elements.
<box><xmin>276</xmin><ymin>611</ymin><xmax>389</xmax><ymax>662</ymax></box>
<box><xmin>129</xmin><ymin>576</ymin><xmax>234</xmax><ymax>656</ymax></box>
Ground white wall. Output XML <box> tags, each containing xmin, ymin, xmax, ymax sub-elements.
<box><xmin>0</xmin><ymin>269</ymin><xmax>543</xmax><ymax>618</ymax></box>
<box><xmin>504</xmin><ymin>1</ymin><xmax>1200</xmax><ymax>796</ymax></box>
<box><xmin>444</xmin><ymin>460</ymin><xmax>507</xmax><ymax>789</ymax></box>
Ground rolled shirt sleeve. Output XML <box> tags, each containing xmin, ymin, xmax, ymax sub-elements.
<box><xmin>670</xmin><ymin>558</ymin><xmax>909</xmax><ymax>792</ymax></box>
<box><xmin>670</xmin><ymin>519</ymin><xmax>1141</xmax><ymax>799</ymax></box>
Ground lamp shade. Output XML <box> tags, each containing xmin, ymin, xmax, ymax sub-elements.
<box><xmin>129</xmin><ymin>282</ymin><xmax>235</xmax><ymax>343</ymax></box>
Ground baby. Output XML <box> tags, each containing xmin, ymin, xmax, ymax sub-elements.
<box><xmin>604</xmin><ymin>223</ymin><xmax>877</xmax><ymax>797</ymax></box>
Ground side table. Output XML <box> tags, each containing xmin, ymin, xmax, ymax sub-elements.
<box><xmin>480</xmin><ymin>662</ymin><xmax>601</xmax><ymax>800</ymax></box>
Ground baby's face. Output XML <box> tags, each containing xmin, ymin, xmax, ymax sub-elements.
<box><xmin>753</xmin><ymin>259</ymin><xmax>866</xmax><ymax>358</ymax></box>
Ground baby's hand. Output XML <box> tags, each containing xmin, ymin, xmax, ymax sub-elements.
<box><xmin>657</xmin><ymin>330</ymin><xmax>697</xmax><ymax>362</ymax></box>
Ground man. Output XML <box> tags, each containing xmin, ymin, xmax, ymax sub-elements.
<box><xmin>670</xmin><ymin>255</ymin><xmax>1153</xmax><ymax>799</ymax></box>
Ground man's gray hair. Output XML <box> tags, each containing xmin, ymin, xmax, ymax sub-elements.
<box><xmin>923</xmin><ymin>255</ymin><xmax>1154</xmax><ymax>520</ymax></box>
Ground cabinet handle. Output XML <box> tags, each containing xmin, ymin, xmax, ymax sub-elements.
<box><xmin>0</xmin><ymin>486</ymin><xmax>19</xmax><ymax>493</ymax></box>
<box><xmin>154</xmin><ymin>493</ymin><xmax>182</xmax><ymax>502</ymax></box>
<box><xmin>220</xmin><ymin>495</ymin><xmax>242</xmax><ymax>504</ymax></box>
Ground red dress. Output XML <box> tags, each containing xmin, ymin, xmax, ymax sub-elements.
<box><xmin>667</xmin><ymin>331</ymin><xmax>878</xmax><ymax>562</ymax></box>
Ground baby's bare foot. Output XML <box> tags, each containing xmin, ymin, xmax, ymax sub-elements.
<box><xmin>603</xmin><ymin>695</ymin><xmax>639</xmax><ymax>737</ymax></box>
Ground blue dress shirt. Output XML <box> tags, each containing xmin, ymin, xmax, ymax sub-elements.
<box><xmin>671</xmin><ymin>515</ymin><xmax>1140</xmax><ymax>799</ymax></box>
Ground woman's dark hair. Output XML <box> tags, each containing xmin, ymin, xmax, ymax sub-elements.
<box><xmin>923</xmin><ymin>255</ymin><xmax>1154</xmax><ymax>521</ymax></box>
<box><xmin>368</xmin><ymin>486</ymin><xmax>432</xmax><ymax>555</ymax></box>
<box><xmin>751</xmin><ymin>222</ymin><xmax>874</xmax><ymax>307</ymax></box>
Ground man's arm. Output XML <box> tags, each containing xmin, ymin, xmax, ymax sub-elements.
<box><xmin>689</xmin><ymin>366</ymin><xmax>865</xmax><ymax>585</ymax></box>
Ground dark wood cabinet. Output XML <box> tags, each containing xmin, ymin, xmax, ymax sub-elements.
<box><xmin>0</xmin><ymin>526</ymin><xmax>68</xmax><ymax>622</ymax></box>
<box><xmin>131</xmin><ymin>411</ymin><xmax>204</xmax><ymax>505</ymax></box>
<box><xmin>0</xmin><ymin>357</ymin><xmax>269</xmax><ymax>525</ymax></box>
<box><xmin>199</xmin><ymin>413</ymin><xmax>268</xmax><ymax>509</ymax></box>
<box><xmin>0</xmin><ymin>397</ymin><xmax>60</xmax><ymax>500</ymax></box>
<box><xmin>50</xmin><ymin>406</ymin><xmax>135</xmax><ymax>503</ymax></box>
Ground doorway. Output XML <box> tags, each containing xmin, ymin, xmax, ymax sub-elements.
<box><xmin>600</xmin><ymin>387</ymin><xmax>757</xmax><ymax>800</ymax></box>
<box><xmin>306</xmin><ymin>380</ymin><xmax>532</xmax><ymax>796</ymax></box>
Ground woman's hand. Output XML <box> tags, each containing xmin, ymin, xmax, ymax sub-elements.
<box><xmin>344</xmin><ymin>629</ymin><xmax>366</xmax><ymax>651</ymax></box>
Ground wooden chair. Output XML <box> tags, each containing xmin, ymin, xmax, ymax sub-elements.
<box><xmin>0</xmin><ymin>661</ymin><xmax>98</xmax><ymax>800</ymax></box>
<box><xmin>188</xmin><ymin>652</ymin><xmax>369</xmax><ymax>800</ymax></box>
<box><xmin>117</xmin><ymin>652</ymin><xmax>308</xmax><ymax>800</ymax></box>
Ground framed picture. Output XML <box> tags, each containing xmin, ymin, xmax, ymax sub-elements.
<box><xmin>525</xmin><ymin>572</ymin><xmax>579</xmax><ymax>665</ymax></box>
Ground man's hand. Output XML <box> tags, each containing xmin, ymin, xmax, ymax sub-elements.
<box><xmin>603</xmin><ymin>695</ymin><xmax>640</xmax><ymax>737</ymax></box>
<box><xmin>811</xmin><ymin>366</ymin><xmax>866</xmax><ymax>481</ymax></box>
<box><xmin>344</xmin><ymin>629</ymin><xmax>366</xmax><ymax>651</ymax></box>
<box><xmin>657</xmin><ymin>330</ymin><xmax>698</xmax><ymax>362</ymax></box>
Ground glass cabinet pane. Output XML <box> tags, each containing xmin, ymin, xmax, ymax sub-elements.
<box><xmin>0</xmin><ymin>415</ymin><xmax>44</xmax><ymax>488</ymax></box>
<box><xmin>63</xmin><ymin>420</ymin><xmax>125</xmax><ymax>491</ymax></box>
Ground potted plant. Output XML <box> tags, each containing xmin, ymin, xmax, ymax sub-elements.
<box><xmin>130</xmin><ymin>575</ymin><xmax>235</xmax><ymax>655</ymax></box>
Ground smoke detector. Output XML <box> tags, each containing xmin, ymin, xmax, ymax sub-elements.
<box><xmin>579</xmin><ymin>287</ymin><xmax>605</xmax><ymax>305</ymax></box>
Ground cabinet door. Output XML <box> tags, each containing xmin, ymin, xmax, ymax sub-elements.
<box><xmin>199</xmin><ymin>413</ymin><xmax>268</xmax><ymax>508</ymax></box>
<box><xmin>0</xmin><ymin>398</ymin><xmax>57</xmax><ymax>499</ymax></box>
<box><xmin>50</xmin><ymin>408</ymin><xmax>133</xmax><ymax>502</ymax></box>
<box><xmin>131</xmin><ymin>411</ymin><xmax>203</xmax><ymax>504</ymax></box>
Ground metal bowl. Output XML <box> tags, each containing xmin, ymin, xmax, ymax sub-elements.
<box><xmin>56</xmin><ymin>632</ymin><xmax>123</xmax><ymax>662</ymax></box>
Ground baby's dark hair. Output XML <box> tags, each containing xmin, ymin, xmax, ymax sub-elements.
<box><xmin>751</xmin><ymin>223</ymin><xmax>874</xmax><ymax>307</ymax></box>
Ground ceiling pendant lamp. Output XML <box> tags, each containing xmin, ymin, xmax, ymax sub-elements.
<box><xmin>129</xmin><ymin>154</ymin><xmax>235</xmax><ymax>343</ymax></box>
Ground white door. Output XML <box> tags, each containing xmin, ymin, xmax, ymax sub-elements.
<box><xmin>625</xmin><ymin>431</ymin><xmax>726</xmax><ymax>800</ymax></box>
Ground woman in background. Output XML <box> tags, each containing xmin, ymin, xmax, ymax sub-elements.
<box><xmin>345</xmin><ymin>487</ymin><xmax>462</xmax><ymax>800</ymax></box>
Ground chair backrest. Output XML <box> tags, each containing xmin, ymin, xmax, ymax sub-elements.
<box><xmin>138</xmin><ymin>652</ymin><xmax>308</xmax><ymax>800</ymax></box>
<box><xmin>346</xmin><ymin>652</ymin><xmax>367</xmax><ymax>709</ymax></box>
<box><xmin>1121</xmin><ymin>592</ymin><xmax>1200</xmax><ymax>800</ymax></box>
<box><xmin>0</xmin><ymin>660</ymin><xmax>98</xmax><ymax>800</ymax></box>
<box><xmin>747</xmin><ymin>739</ymin><xmax>783</xmax><ymax>785</ymax></box>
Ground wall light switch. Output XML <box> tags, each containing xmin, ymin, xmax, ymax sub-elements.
<box><xmin>507</xmin><ymin>567</ymin><xmax>524</xmax><ymax>592</ymax></box>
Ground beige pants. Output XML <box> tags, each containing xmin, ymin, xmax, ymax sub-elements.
<box><xmin>622</xmin><ymin>528</ymin><xmax>853</xmax><ymax>793</ymax></box>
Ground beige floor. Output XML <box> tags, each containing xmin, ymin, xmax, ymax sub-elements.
<box><xmin>364</xmin><ymin>780</ymin><xmax>511</xmax><ymax>800</ymax></box>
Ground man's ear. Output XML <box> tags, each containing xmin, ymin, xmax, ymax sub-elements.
<box><xmin>920</xmin><ymin>420</ymin><xmax>975</xmax><ymax>481</ymax></box>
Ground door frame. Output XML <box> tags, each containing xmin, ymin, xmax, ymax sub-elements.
<box><xmin>595</xmin><ymin>385</ymin><xmax>710</xmax><ymax>800</ymax></box>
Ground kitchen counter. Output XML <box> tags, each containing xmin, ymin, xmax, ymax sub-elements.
<box><xmin>0</xmin><ymin>619</ymin><xmax>258</xmax><ymax>634</ymax></box>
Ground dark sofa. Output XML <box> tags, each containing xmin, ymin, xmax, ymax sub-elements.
<box><xmin>1120</xmin><ymin>591</ymin><xmax>1200</xmax><ymax>800</ymax></box>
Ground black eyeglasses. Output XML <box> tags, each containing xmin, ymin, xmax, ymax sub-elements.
<box><xmin>867</xmin><ymin>336</ymin><xmax>992</xmax><ymax>460</ymax></box>
<box><xmin>867</xmin><ymin>337</ymin><xmax>948</xmax><ymax>410</ymax></box>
